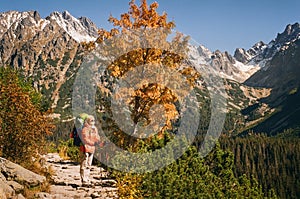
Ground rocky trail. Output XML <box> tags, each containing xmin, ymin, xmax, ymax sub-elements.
<box><xmin>37</xmin><ymin>153</ymin><xmax>118</xmax><ymax>199</ymax></box>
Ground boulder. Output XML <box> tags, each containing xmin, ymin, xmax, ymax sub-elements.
<box><xmin>0</xmin><ymin>157</ymin><xmax>46</xmax><ymax>187</ymax></box>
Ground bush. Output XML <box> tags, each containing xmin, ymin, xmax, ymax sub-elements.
<box><xmin>57</xmin><ymin>139</ymin><xmax>81</xmax><ymax>162</ymax></box>
<box><xmin>112</xmin><ymin>136</ymin><xmax>276</xmax><ymax>198</ymax></box>
<box><xmin>0</xmin><ymin>67</ymin><xmax>53</xmax><ymax>168</ymax></box>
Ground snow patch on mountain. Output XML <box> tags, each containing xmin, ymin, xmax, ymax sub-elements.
<box><xmin>234</xmin><ymin>61</ymin><xmax>258</xmax><ymax>72</ymax></box>
<box><xmin>0</xmin><ymin>11</ymin><xmax>28</xmax><ymax>29</ymax></box>
<box><xmin>188</xmin><ymin>45</ymin><xmax>259</xmax><ymax>83</ymax></box>
<box><xmin>0</xmin><ymin>11</ymin><xmax>29</xmax><ymax>37</ymax></box>
<box><xmin>49</xmin><ymin>11</ymin><xmax>97</xmax><ymax>43</ymax></box>
<box><xmin>0</xmin><ymin>11</ymin><xmax>51</xmax><ymax>39</ymax></box>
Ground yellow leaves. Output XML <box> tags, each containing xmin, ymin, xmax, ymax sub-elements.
<box><xmin>108</xmin><ymin>15</ymin><xmax>121</xmax><ymax>27</ymax></box>
<box><xmin>103</xmin><ymin>45</ymin><xmax>201</xmax><ymax>140</ymax></box>
<box><xmin>107</xmin><ymin>48</ymin><xmax>186</xmax><ymax>78</ymax></box>
<box><xmin>91</xmin><ymin>1</ymin><xmax>201</xmax><ymax>148</ymax></box>
<box><xmin>97</xmin><ymin>0</ymin><xmax>175</xmax><ymax>41</ymax></box>
<box><xmin>97</xmin><ymin>83</ymin><xmax>111</xmax><ymax>97</ymax></box>
<box><xmin>149</xmin><ymin>1</ymin><xmax>159</xmax><ymax>10</ymax></box>
<box><xmin>95</xmin><ymin>28</ymin><xmax>120</xmax><ymax>44</ymax></box>
<box><xmin>162</xmin><ymin>52</ymin><xmax>183</xmax><ymax>68</ymax></box>
<box><xmin>121</xmin><ymin>13</ymin><xmax>133</xmax><ymax>29</ymax></box>
<box><xmin>164</xmin><ymin>103</ymin><xmax>178</xmax><ymax>120</ymax></box>
<box><xmin>116</xmin><ymin>172</ymin><xmax>143</xmax><ymax>199</ymax></box>
<box><xmin>82</xmin><ymin>41</ymin><xmax>96</xmax><ymax>51</ymax></box>
<box><xmin>111</xmin><ymin>28</ymin><xmax>120</xmax><ymax>36</ymax></box>
<box><xmin>0</xmin><ymin>68</ymin><xmax>54</xmax><ymax>167</ymax></box>
<box><xmin>145</xmin><ymin>48</ymin><xmax>162</xmax><ymax>63</ymax></box>
<box><xmin>180</xmin><ymin>67</ymin><xmax>201</xmax><ymax>87</ymax></box>
<box><xmin>127</xmin><ymin>83</ymin><xmax>179</xmax><ymax>133</ymax></box>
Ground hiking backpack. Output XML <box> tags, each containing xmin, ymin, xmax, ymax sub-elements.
<box><xmin>70</xmin><ymin>113</ymin><xmax>88</xmax><ymax>147</ymax></box>
<box><xmin>70</xmin><ymin>126</ymin><xmax>82</xmax><ymax>147</ymax></box>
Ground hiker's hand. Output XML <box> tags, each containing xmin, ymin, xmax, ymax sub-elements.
<box><xmin>96</xmin><ymin>141</ymin><xmax>105</xmax><ymax>147</ymax></box>
<box><xmin>99</xmin><ymin>141</ymin><xmax>105</xmax><ymax>148</ymax></box>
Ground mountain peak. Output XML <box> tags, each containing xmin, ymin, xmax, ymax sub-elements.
<box><xmin>233</xmin><ymin>23</ymin><xmax>300</xmax><ymax>68</ymax></box>
<box><xmin>275</xmin><ymin>22</ymin><xmax>300</xmax><ymax>45</ymax></box>
<box><xmin>48</xmin><ymin>10</ymin><xmax>98</xmax><ymax>42</ymax></box>
<box><xmin>79</xmin><ymin>16</ymin><xmax>99</xmax><ymax>36</ymax></box>
<box><xmin>62</xmin><ymin>10</ymin><xmax>73</xmax><ymax>20</ymax></box>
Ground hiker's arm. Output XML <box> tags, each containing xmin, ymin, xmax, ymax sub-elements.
<box><xmin>94</xmin><ymin>128</ymin><xmax>105</xmax><ymax>147</ymax></box>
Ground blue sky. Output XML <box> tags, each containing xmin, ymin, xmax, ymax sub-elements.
<box><xmin>0</xmin><ymin>0</ymin><xmax>299</xmax><ymax>54</ymax></box>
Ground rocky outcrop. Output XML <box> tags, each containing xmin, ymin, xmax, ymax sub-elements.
<box><xmin>234</xmin><ymin>48</ymin><xmax>251</xmax><ymax>63</ymax></box>
<box><xmin>190</xmin><ymin>45</ymin><xmax>259</xmax><ymax>83</ymax></box>
<box><xmin>234</xmin><ymin>41</ymin><xmax>267</xmax><ymax>64</ymax></box>
<box><xmin>79</xmin><ymin>16</ymin><xmax>99</xmax><ymax>37</ymax></box>
<box><xmin>209</xmin><ymin>49</ymin><xmax>259</xmax><ymax>82</ymax></box>
<box><xmin>0</xmin><ymin>157</ymin><xmax>46</xmax><ymax>199</ymax></box>
<box><xmin>275</xmin><ymin>23</ymin><xmax>300</xmax><ymax>47</ymax></box>
<box><xmin>234</xmin><ymin>23</ymin><xmax>300</xmax><ymax>68</ymax></box>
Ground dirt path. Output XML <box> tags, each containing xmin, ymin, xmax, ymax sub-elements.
<box><xmin>37</xmin><ymin>153</ymin><xmax>118</xmax><ymax>199</ymax></box>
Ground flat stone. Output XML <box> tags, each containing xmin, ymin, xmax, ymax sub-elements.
<box><xmin>0</xmin><ymin>157</ymin><xmax>46</xmax><ymax>186</ymax></box>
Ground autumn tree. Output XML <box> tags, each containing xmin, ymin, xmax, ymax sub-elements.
<box><xmin>0</xmin><ymin>67</ymin><xmax>53</xmax><ymax>168</ymax></box>
<box><xmin>82</xmin><ymin>0</ymin><xmax>200</xmax><ymax>149</ymax></box>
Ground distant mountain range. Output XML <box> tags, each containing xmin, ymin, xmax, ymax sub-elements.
<box><xmin>0</xmin><ymin>10</ymin><xmax>299</xmax><ymax>136</ymax></box>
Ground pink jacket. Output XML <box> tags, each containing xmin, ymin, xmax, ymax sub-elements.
<box><xmin>80</xmin><ymin>124</ymin><xmax>100</xmax><ymax>153</ymax></box>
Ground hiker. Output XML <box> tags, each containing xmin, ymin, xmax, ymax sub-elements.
<box><xmin>79</xmin><ymin>115</ymin><xmax>101</xmax><ymax>187</ymax></box>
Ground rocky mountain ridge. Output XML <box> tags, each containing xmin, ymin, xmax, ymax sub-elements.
<box><xmin>0</xmin><ymin>10</ymin><xmax>98</xmax><ymax>117</ymax></box>
<box><xmin>234</xmin><ymin>23</ymin><xmax>300</xmax><ymax>67</ymax></box>
<box><xmin>196</xmin><ymin>45</ymin><xmax>260</xmax><ymax>82</ymax></box>
<box><xmin>242</xmin><ymin>26</ymin><xmax>300</xmax><ymax>135</ymax></box>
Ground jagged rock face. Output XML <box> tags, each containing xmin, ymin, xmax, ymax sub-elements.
<box><xmin>79</xmin><ymin>16</ymin><xmax>99</xmax><ymax>36</ymax></box>
<box><xmin>0</xmin><ymin>10</ymin><xmax>98</xmax><ymax>119</ymax></box>
<box><xmin>234</xmin><ymin>23</ymin><xmax>300</xmax><ymax>67</ymax></box>
<box><xmin>47</xmin><ymin>11</ymin><xmax>98</xmax><ymax>42</ymax></box>
<box><xmin>191</xmin><ymin>45</ymin><xmax>259</xmax><ymax>82</ymax></box>
<box><xmin>234</xmin><ymin>48</ymin><xmax>250</xmax><ymax>63</ymax></box>
<box><xmin>275</xmin><ymin>23</ymin><xmax>300</xmax><ymax>46</ymax></box>
<box><xmin>245</xmin><ymin>39</ymin><xmax>300</xmax><ymax>98</ymax></box>
<box><xmin>209</xmin><ymin>49</ymin><xmax>259</xmax><ymax>82</ymax></box>
<box><xmin>244</xmin><ymin>23</ymin><xmax>300</xmax><ymax>93</ymax></box>
<box><xmin>234</xmin><ymin>41</ymin><xmax>267</xmax><ymax>64</ymax></box>
<box><xmin>211</xmin><ymin>50</ymin><xmax>236</xmax><ymax>72</ymax></box>
<box><xmin>242</xmin><ymin>33</ymin><xmax>300</xmax><ymax>134</ymax></box>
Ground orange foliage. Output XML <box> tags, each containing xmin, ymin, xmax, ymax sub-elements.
<box><xmin>0</xmin><ymin>68</ymin><xmax>53</xmax><ymax>167</ymax></box>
